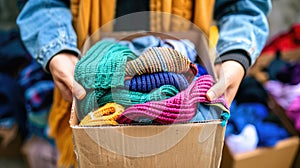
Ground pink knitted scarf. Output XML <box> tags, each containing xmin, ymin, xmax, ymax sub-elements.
<box><xmin>116</xmin><ymin>75</ymin><xmax>228</xmax><ymax>124</ymax></box>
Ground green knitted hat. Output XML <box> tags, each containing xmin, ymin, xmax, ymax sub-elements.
<box><xmin>75</xmin><ymin>40</ymin><xmax>137</xmax><ymax>117</ymax></box>
<box><xmin>75</xmin><ymin>40</ymin><xmax>137</xmax><ymax>92</ymax></box>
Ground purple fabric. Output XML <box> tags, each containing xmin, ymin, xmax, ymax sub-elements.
<box><xmin>117</xmin><ymin>75</ymin><xmax>228</xmax><ymax>124</ymax></box>
<box><xmin>276</xmin><ymin>62</ymin><xmax>300</xmax><ymax>85</ymax></box>
<box><xmin>286</xmin><ymin>96</ymin><xmax>300</xmax><ymax>131</ymax></box>
<box><xmin>264</xmin><ymin>80</ymin><xmax>300</xmax><ymax>109</ymax></box>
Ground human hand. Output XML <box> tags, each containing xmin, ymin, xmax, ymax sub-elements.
<box><xmin>206</xmin><ymin>60</ymin><xmax>245</xmax><ymax>107</ymax></box>
<box><xmin>49</xmin><ymin>52</ymin><xmax>86</xmax><ymax>102</ymax></box>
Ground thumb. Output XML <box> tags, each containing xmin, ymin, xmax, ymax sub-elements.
<box><xmin>73</xmin><ymin>80</ymin><xmax>86</xmax><ymax>100</ymax></box>
<box><xmin>206</xmin><ymin>78</ymin><xmax>226</xmax><ymax>101</ymax></box>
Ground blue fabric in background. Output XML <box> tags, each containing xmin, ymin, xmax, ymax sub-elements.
<box><xmin>226</xmin><ymin>101</ymin><xmax>290</xmax><ymax>147</ymax></box>
<box><xmin>0</xmin><ymin>73</ymin><xmax>27</xmax><ymax>138</ymax></box>
<box><xmin>0</xmin><ymin>29</ymin><xmax>31</xmax><ymax>75</ymax></box>
<box><xmin>255</xmin><ymin>122</ymin><xmax>289</xmax><ymax>147</ymax></box>
<box><xmin>18</xmin><ymin>61</ymin><xmax>54</xmax><ymax>144</ymax></box>
<box><xmin>18</xmin><ymin>61</ymin><xmax>53</xmax><ymax>88</ymax></box>
<box><xmin>235</xmin><ymin>76</ymin><xmax>269</xmax><ymax>106</ymax></box>
<box><xmin>228</xmin><ymin>102</ymin><xmax>269</xmax><ymax>134</ymax></box>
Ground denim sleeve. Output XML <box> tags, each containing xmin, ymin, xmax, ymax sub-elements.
<box><xmin>214</xmin><ymin>0</ymin><xmax>271</xmax><ymax>66</ymax></box>
<box><xmin>16</xmin><ymin>0</ymin><xmax>80</xmax><ymax>72</ymax></box>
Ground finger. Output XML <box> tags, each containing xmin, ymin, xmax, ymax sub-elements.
<box><xmin>224</xmin><ymin>78</ymin><xmax>242</xmax><ymax>107</ymax></box>
<box><xmin>63</xmin><ymin>76</ymin><xmax>86</xmax><ymax>100</ymax></box>
<box><xmin>206</xmin><ymin>77</ymin><xmax>226</xmax><ymax>101</ymax></box>
<box><xmin>72</xmin><ymin>80</ymin><xmax>86</xmax><ymax>100</ymax></box>
<box><xmin>71</xmin><ymin>56</ymin><xmax>79</xmax><ymax>64</ymax></box>
<box><xmin>54</xmin><ymin>80</ymin><xmax>73</xmax><ymax>102</ymax></box>
<box><xmin>213</xmin><ymin>64</ymin><xmax>221</xmax><ymax>81</ymax></box>
<box><xmin>224</xmin><ymin>86</ymin><xmax>236</xmax><ymax>107</ymax></box>
<box><xmin>59</xmin><ymin>70</ymin><xmax>85</xmax><ymax>100</ymax></box>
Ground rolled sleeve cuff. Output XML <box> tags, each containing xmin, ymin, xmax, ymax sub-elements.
<box><xmin>36</xmin><ymin>37</ymin><xmax>81</xmax><ymax>73</ymax></box>
<box><xmin>215</xmin><ymin>50</ymin><xmax>251</xmax><ymax>76</ymax></box>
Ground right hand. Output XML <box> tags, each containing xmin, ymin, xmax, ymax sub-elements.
<box><xmin>206</xmin><ymin>60</ymin><xmax>245</xmax><ymax>107</ymax></box>
<box><xmin>49</xmin><ymin>52</ymin><xmax>86</xmax><ymax>102</ymax></box>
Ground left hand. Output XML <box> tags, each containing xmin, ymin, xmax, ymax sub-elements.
<box><xmin>206</xmin><ymin>60</ymin><xmax>245</xmax><ymax>107</ymax></box>
<box><xmin>49</xmin><ymin>52</ymin><xmax>86</xmax><ymax>102</ymax></box>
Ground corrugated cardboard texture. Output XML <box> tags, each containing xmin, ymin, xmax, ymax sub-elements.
<box><xmin>72</xmin><ymin>122</ymin><xmax>225</xmax><ymax>168</ymax></box>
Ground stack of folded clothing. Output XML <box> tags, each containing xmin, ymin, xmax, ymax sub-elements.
<box><xmin>74</xmin><ymin>39</ymin><xmax>229</xmax><ymax>126</ymax></box>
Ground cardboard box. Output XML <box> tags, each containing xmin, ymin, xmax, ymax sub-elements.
<box><xmin>220</xmin><ymin>136</ymin><xmax>299</xmax><ymax>168</ymax></box>
<box><xmin>70</xmin><ymin>30</ymin><xmax>226</xmax><ymax>168</ymax></box>
<box><xmin>71</xmin><ymin>119</ymin><xmax>225</xmax><ymax>168</ymax></box>
<box><xmin>220</xmin><ymin>96</ymin><xmax>300</xmax><ymax>168</ymax></box>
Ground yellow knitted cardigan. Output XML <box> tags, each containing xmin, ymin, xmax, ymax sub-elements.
<box><xmin>48</xmin><ymin>0</ymin><xmax>215</xmax><ymax>167</ymax></box>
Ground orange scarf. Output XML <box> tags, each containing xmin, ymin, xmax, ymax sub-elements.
<box><xmin>150</xmin><ymin>0</ymin><xmax>215</xmax><ymax>35</ymax></box>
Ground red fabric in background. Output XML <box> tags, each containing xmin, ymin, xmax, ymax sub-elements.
<box><xmin>262</xmin><ymin>24</ymin><xmax>300</xmax><ymax>55</ymax></box>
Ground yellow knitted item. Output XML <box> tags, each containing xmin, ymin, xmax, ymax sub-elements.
<box><xmin>79</xmin><ymin>103</ymin><xmax>124</xmax><ymax>126</ymax></box>
<box><xmin>79</xmin><ymin>120</ymin><xmax>118</xmax><ymax>126</ymax></box>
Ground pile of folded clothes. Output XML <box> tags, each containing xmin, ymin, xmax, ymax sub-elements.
<box><xmin>74</xmin><ymin>37</ymin><xmax>229</xmax><ymax>126</ymax></box>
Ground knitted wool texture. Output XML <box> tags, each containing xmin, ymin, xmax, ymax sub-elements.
<box><xmin>75</xmin><ymin>40</ymin><xmax>136</xmax><ymax>116</ymax></box>
<box><xmin>125</xmin><ymin>47</ymin><xmax>198</xmax><ymax>82</ymax></box>
<box><xmin>124</xmin><ymin>72</ymin><xmax>190</xmax><ymax>92</ymax></box>
<box><xmin>117</xmin><ymin>75</ymin><xmax>229</xmax><ymax>124</ymax></box>
<box><xmin>75</xmin><ymin>40</ymin><xmax>137</xmax><ymax>91</ymax></box>
<box><xmin>77</xmin><ymin>85</ymin><xmax>179</xmax><ymax>120</ymax></box>
<box><xmin>99</xmin><ymin>85</ymin><xmax>179</xmax><ymax>107</ymax></box>
<box><xmin>75</xmin><ymin>41</ymin><xmax>185</xmax><ymax>118</ymax></box>
<box><xmin>79</xmin><ymin>103</ymin><xmax>124</xmax><ymax>126</ymax></box>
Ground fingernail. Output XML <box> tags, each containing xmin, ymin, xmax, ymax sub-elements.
<box><xmin>206</xmin><ymin>91</ymin><xmax>216</xmax><ymax>101</ymax></box>
<box><xmin>75</xmin><ymin>88</ymin><xmax>86</xmax><ymax>100</ymax></box>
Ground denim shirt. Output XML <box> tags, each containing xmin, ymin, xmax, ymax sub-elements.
<box><xmin>16</xmin><ymin>0</ymin><xmax>271</xmax><ymax>72</ymax></box>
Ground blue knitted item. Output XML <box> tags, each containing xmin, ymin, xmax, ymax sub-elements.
<box><xmin>124</xmin><ymin>72</ymin><xmax>189</xmax><ymax>92</ymax></box>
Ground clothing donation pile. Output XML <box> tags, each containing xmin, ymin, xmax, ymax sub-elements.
<box><xmin>225</xmin><ymin>77</ymin><xmax>291</xmax><ymax>154</ymax></box>
<box><xmin>74</xmin><ymin>36</ymin><xmax>229</xmax><ymax>127</ymax></box>
<box><xmin>265</xmin><ymin>60</ymin><xmax>300</xmax><ymax>132</ymax></box>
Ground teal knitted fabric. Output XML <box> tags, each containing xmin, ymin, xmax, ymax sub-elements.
<box><xmin>77</xmin><ymin>85</ymin><xmax>179</xmax><ymax>119</ymax></box>
<box><xmin>98</xmin><ymin>85</ymin><xmax>179</xmax><ymax>107</ymax></box>
<box><xmin>75</xmin><ymin>40</ymin><xmax>137</xmax><ymax>91</ymax></box>
<box><xmin>75</xmin><ymin>40</ymin><xmax>137</xmax><ymax>116</ymax></box>
<box><xmin>76</xmin><ymin>91</ymin><xmax>98</xmax><ymax>119</ymax></box>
